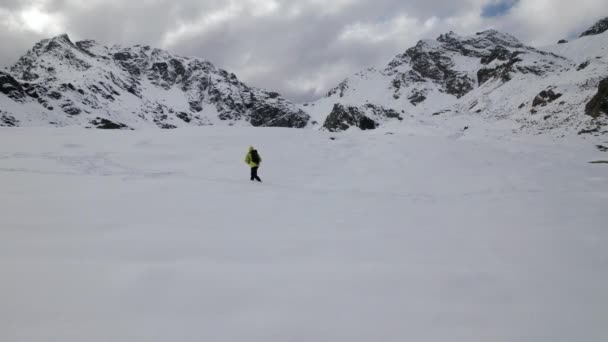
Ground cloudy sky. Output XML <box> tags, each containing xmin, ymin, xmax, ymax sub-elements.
<box><xmin>1</xmin><ymin>0</ymin><xmax>606</xmax><ymax>102</ymax></box>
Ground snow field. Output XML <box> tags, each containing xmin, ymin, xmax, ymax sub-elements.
<box><xmin>0</xmin><ymin>126</ymin><xmax>607</xmax><ymax>342</ymax></box>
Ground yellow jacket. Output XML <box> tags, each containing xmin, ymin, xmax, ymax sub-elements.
<box><xmin>245</xmin><ymin>147</ymin><xmax>262</xmax><ymax>167</ymax></box>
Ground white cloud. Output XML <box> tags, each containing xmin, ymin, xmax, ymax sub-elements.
<box><xmin>160</xmin><ymin>3</ymin><xmax>243</xmax><ymax>48</ymax></box>
<box><xmin>506</xmin><ymin>0</ymin><xmax>608</xmax><ymax>44</ymax></box>
<box><xmin>19</xmin><ymin>6</ymin><xmax>64</xmax><ymax>34</ymax></box>
<box><xmin>0</xmin><ymin>1</ymin><xmax>64</xmax><ymax>35</ymax></box>
<box><xmin>339</xmin><ymin>15</ymin><xmax>423</xmax><ymax>43</ymax></box>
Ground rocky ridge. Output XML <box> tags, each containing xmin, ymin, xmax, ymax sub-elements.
<box><xmin>580</xmin><ymin>17</ymin><xmax>608</xmax><ymax>38</ymax></box>
<box><xmin>1</xmin><ymin>34</ymin><xmax>309</xmax><ymax>129</ymax></box>
<box><xmin>2</xmin><ymin>18</ymin><xmax>608</xmax><ymax>138</ymax></box>
<box><xmin>304</xmin><ymin>18</ymin><xmax>608</xmax><ymax>137</ymax></box>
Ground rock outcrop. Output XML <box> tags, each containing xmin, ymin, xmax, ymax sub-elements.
<box><xmin>322</xmin><ymin>104</ymin><xmax>377</xmax><ymax>132</ymax></box>
<box><xmin>585</xmin><ymin>78</ymin><xmax>608</xmax><ymax>118</ymax></box>
<box><xmin>580</xmin><ymin>17</ymin><xmax>608</xmax><ymax>37</ymax></box>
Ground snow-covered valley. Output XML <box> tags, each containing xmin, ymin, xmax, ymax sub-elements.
<box><xmin>1</xmin><ymin>125</ymin><xmax>607</xmax><ymax>341</ymax></box>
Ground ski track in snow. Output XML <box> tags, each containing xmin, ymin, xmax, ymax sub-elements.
<box><xmin>0</xmin><ymin>152</ymin><xmax>175</xmax><ymax>178</ymax></box>
<box><xmin>0</xmin><ymin>126</ymin><xmax>607</xmax><ymax>342</ymax></box>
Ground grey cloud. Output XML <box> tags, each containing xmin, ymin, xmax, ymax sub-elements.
<box><xmin>1</xmin><ymin>0</ymin><xmax>606</xmax><ymax>102</ymax></box>
<box><xmin>0</xmin><ymin>0</ymin><xmax>32</xmax><ymax>10</ymax></box>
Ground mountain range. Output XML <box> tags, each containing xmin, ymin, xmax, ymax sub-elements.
<box><xmin>1</xmin><ymin>17</ymin><xmax>607</xmax><ymax>138</ymax></box>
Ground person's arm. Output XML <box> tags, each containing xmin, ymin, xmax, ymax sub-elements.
<box><xmin>245</xmin><ymin>153</ymin><xmax>251</xmax><ymax>164</ymax></box>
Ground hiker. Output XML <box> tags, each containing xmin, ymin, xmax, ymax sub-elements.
<box><xmin>245</xmin><ymin>146</ymin><xmax>262</xmax><ymax>182</ymax></box>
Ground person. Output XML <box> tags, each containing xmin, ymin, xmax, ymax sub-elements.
<box><xmin>245</xmin><ymin>146</ymin><xmax>262</xmax><ymax>182</ymax></box>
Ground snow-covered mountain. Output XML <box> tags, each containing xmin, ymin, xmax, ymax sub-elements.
<box><xmin>0</xmin><ymin>34</ymin><xmax>309</xmax><ymax>129</ymax></box>
<box><xmin>305</xmin><ymin>18</ymin><xmax>608</xmax><ymax>137</ymax></box>
<box><xmin>1</xmin><ymin>18</ymin><xmax>607</xmax><ymax>137</ymax></box>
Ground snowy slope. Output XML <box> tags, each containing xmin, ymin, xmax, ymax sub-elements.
<box><xmin>1</xmin><ymin>18</ymin><xmax>607</xmax><ymax>138</ymax></box>
<box><xmin>0</xmin><ymin>126</ymin><xmax>607</xmax><ymax>341</ymax></box>
<box><xmin>0</xmin><ymin>34</ymin><xmax>309</xmax><ymax>129</ymax></box>
<box><xmin>305</xmin><ymin>20</ymin><xmax>608</xmax><ymax>138</ymax></box>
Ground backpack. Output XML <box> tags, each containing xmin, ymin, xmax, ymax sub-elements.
<box><xmin>251</xmin><ymin>150</ymin><xmax>261</xmax><ymax>164</ymax></box>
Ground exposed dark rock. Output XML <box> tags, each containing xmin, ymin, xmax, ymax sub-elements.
<box><xmin>577</xmin><ymin>61</ymin><xmax>591</xmax><ymax>71</ymax></box>
<box><xmin>358</xmin><ymin>116</ymin><xmax>378</xmax><ymax>130</ymax></box>
<box><xmin>150</xmin><ymin>62</ymin><xmax>170</xmax><ymax>85</ymax></box>
<box><xmin>578</xmin><ymin>127</ymin><xmax>600</xmax><ymax>135</ymax></box>
<box><xmin>322</xmin><ymin>104</ymin><xmax>378</xmax><ymax>132</ymax></box>
<box><xmin>386</xmin><ymin>52</ymin><xmax>411</xmax><ymax>71</ymax></box>
<box><xmin>477</xmin><ymin>68</ymin><xmax>496</xmax><ymax>85</ymax></box>
<box><xmin>156</xmin><ymin>123</ymin><xmax>177</xmax><ymax>129</ymax></box>
<box><xmin>60</xmin><ymin>83</ymin><xmax>77</xmax><ymax>92</ymax></box>
<box><xmin>480</xmin><ymin>46</ymin><xmax>511</xmax><ymax>65</ymax></box>
<box><xmin>75</xmin><ymin>40</ymin><xmax>97</xmax><ymax>53</ymax></box>
<box><xmin>440</xmin><ymin>30</ymin><xmax>523</xmax><ymax>56</ymax></box>
<box><xmin>585</xmin><ymin>78</ymin><xmax>608</xmax><ymax>118</ymax></box>
<box><xmin>408</xmin><ymin>90</ymin><xmax>427</xmax><ymax>106</ymax></box>
<box><xmin>176</xmin><ymin>112</ymin><xmax>191</xmax><ymax>123</ymax></box>
<box><xmin>532</xmin><ymin>89</ymin><xmax>563</xmax><ymax>107</ymax></box>
<box><xmin>0</xmin><ymin>72</ymin><xmax>27</xmax><ymax>101</ymax></box>
<box><xmin>170</xmin><ymin>59</ymin><xmax>185</xmax><ymax>78</ymax></box>
<box><xmin>25</xmin><ymin>86</ymin><xmax>41</xmax><ymax>99</ymax></box>
<box><xmin>580</xmin><ymin>17</ymin><xmax>608</xmax><ymax>37</ymax></box>
<box><xmin>0</xmin><ymin>113</ymin><xmax>18</xmax><ymax>127</ymax></box>
<box><xmin>114</xmin><ymin>53</ymin><xmax>143</xmax><ymax>77</ymax></box>
<box><xmin>91</xmin><ymin>118</ymin><xmax>129</xmax><ymax>129</ymax></box>
<box><xmin>362</xmin><ymin>103</ymin><xmax>403</xmax><ymax>120</ymax></box>
<box><xmin>189</xmin><ymin>101</ymin><xmax>203</xmax><ymax>113</ymax></box>
<box><xmin>327</xmin><ymin>80</ymin><xmax>349</xmax><ymax>98</ymax></box>
<box><xmin>557</xmin><ymin>39</ymin><xmax>568</xmax><ymax>44</ymax></box>
<box><xmin>477</xmin><ymin>53</ymin><xmax>524</xmax><ymax>85</ymax></box>
<box><xmin>250</xmin><ymin>104</ymin><xmax>310</xmax><ymax>128</ymax></box>
<box><xmin>113</xmin><ymin>52</ymin><xmax>133</xmax><ymax>61</ymax></box>
<box><xmin>596</xmin><ymin>145</ymin><xmax>608</xmax><ymax>152</ymax></box>
<box><xmin>61</xmin><ymin>102</ymin><xmax>82</xmax><ymax>115</ymax></box>
<box><xmin>389</xmin><ymin>71</ymin><xmax>424</xmax><ymax>98</ymax></box>
<box><xmin>47</xmin><ymin>91</ymin><xmax>62</xmax><ymax>100</ymax></box>
<box><xmin>432</xmin><ymin>110</ymin><xmax>450</xmax><ymax>116</ymax></box>
<box><xmin>407</xmin><ymin>45</ymin><xmax>475</xmax><ymax>97</ymax></box>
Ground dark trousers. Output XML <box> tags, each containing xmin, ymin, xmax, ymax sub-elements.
<box><xmin>250</xmin><ymin>167</ymin><xmax>261</xmax><ymax>182</ymax></box>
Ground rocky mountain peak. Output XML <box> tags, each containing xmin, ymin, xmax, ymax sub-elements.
<box><xmin>51</xmin><ymin>33</ymin><xmax>74</xmax><ymax>44</ymax></box>
<box><xmin>305</xmin><ymin>22</ymin><xmax>607</xmax><ymax>136</ymax></box>
<box><xmin>1</xmin><ymin>35</ymin><xmax>310</xmax><ymax>129</ymax></box>
<box><xmin>580</xmin><ymin>17</ymin><xmax>608</xmax><ymax>37</ymax></box>
<box><xmin>33</xmin><ymin>33</ymin><xmax>78</xmax><ymax>54</ymax></box>
<box><xmin>10</xmin><ymin>33</ymin><xmax>95</xmax><ymax>81</ymax></box>
<box><xmin>385</xmin><ymin>29</ymin><xmax>521</xmax><ymax>75</ymax></box>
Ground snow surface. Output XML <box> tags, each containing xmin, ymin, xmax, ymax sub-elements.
<box><xmin>1</xmin><ymin>126</ymin><xmax>607</xmax><ymax>341</ymax></box>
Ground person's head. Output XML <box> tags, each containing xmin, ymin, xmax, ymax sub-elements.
<box><xmin>249</xmin><ymin>146</ymin><xmax>254</xmax><ymax>152</ymax></box>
